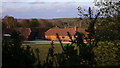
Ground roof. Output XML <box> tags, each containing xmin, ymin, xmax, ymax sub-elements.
<box><xmin>45</xmin><ymin>27</ymin><xmax>88</xmax><ymax>36</ymax></box>
<box><xmin>3</xmin><ymin>28</ymin><xmax>31</xmax><ymax>39</ymax></box>
<box><xmin>15</xmin><ymin>28</ymin><xmax>31</xmax><ymax>39</ymax></box>
<box><xmin>77</xmin><ymin>28</ymin><xmax>88</xmax><ymax>34</ymax></box>
<box><xmin>15</xmin><ymin>28</ymin><xmax>31</xmax><ymax>33</ymax></box>
<box><xmin>45</xmin><ymin>28</ymin><xmax>76</xmax><ymax>36</ymax></box>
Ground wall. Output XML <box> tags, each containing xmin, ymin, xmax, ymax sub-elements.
<box><xmin>45</xmin><ymin>35</ymin><xmax>75</xmax><ymax>41</ymax></box>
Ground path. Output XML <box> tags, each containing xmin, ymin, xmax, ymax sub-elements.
<box><xmin>24</xmin><ymin>40</ymin><xmax>71</xmax><ymax>45</ymax></box>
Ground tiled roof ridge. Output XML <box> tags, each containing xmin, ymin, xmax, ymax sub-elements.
<box><xmin>45</xmin><ymin>27</ymin><xmax>88</xmax><ymax>36</ymax></box>
<box><xmin>45</xmin><ymin>27</ymin><xmax>74</xmax><ymax>32</ymax></box>
<box><xmin>45</xmin><ymin>27</ymin><xmax>76</xmax><ymax>36</ymax></box>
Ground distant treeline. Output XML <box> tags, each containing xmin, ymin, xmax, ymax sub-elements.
<box><xmin>2</xmin><ymin>16</ymin><xmax>88</xmax><ymax>30</ymax></box>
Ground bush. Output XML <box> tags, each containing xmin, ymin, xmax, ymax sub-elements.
<box><xmin>93</xmin><ymin>41</ymin><xmax>120</xmax><ymax>66</ymax></box>
<box><xmin>2</xmin><ymin>30</ymin><xmax>37</xmax><ymax>68</ymax></box>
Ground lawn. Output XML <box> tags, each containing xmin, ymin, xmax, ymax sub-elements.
<box><xmin>22</xmin><ymin>40</ymin><xmax>120</xmax><ymax>66</ymax></box>
<box><xmin>22</xmin><ymin>44</ymin><xmax>63</xmax><ymax>64</ymax></box>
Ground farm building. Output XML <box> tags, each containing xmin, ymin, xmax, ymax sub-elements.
<box><xmin>45</xmin><ymin>27</ymin><xmax>88</xmax><ymax>41</ymax></box>
<box><xmin>3</xmin><ymin>28</ymin><xmax>31</xmax><ymax>40</ymax></box>
<box><xmin>15</xmin><ymin>28</ymin><xmax>31</xmax><ymax>40</ymax></box>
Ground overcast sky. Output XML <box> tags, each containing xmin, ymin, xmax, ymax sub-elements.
<box><xmin>1</xmin><ymin>0</ymin><xmax>96</xmax><ymax>19</ymax></box>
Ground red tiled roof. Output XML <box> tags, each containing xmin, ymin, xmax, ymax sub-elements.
<box><xmin>3</xmin><ymin>28</ymin><xmax>31</xmax><ymax>39</ymax></box>
<box><xmin>45</xmin><ymin>27</ymin><xmax>88</xmax><ymax>36</ymax></box>
<box><xmin>45</xmin><ymin>28</ymin><xmax>76</xmax><ymax>36</ymax></box>
<box><xmin>77</xmin><ymin>28</ymin><xmax>88</xmax><ymax>34</ymax></box>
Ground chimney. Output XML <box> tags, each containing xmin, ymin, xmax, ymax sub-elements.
<box><xmin>73</xmin><ymin>26</ymin><xmax>78</xmax><ymax>31</ymax></box>
<box><xmin>79</xmin><ymin>23</ymin><xmax>82</xmax><ymax>28</ymax></box>
<box><xmin>64</xmin><ymin>27</ymin><xmax>66</xmax><ymax>29</ymax></box>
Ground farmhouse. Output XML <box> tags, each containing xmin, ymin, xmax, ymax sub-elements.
<box><xmin>45</xmin><ymin>27</ymin><xmax>88</xmax><ymax>41</ymax></box>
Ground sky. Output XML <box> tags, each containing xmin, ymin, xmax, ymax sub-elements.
<box><xmin>1</xmin><ymin>0</ymin><xmax>96</xmax><ymax>19</ymax></box>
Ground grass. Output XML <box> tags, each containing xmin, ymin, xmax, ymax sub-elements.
<box><xmin>21</xmin><ymin>40</ymin><xmax>120</xmax><ymax>66</ymax></box>
<box><xmin>22</xmin><ymin>43</ymin><xmax>78</xmax><ymax>65</ymax></box>
<box><xmin>22</xmin><ymin>44</ymin><xmax>63</xmax><ymax>64</ymax></box>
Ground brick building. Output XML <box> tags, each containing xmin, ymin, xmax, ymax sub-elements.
<box><xmin>45</xmin><ymin>27</ymin><xmax>88</xmax><ymax>41</ymax></box>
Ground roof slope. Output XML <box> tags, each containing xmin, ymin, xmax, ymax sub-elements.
<box><xmin>45</xmin><ymin>28</ymin><xmax>76</xmax><ymax>36</ymax></box>
<box><xmin>77</xmin><ymin>28</ymin><xmax>87</xmax><ymax>34</ymax></box>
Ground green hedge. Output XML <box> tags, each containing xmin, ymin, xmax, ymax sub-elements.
<box><xmin>93</xmin><ymin>41</ymin><xmax>120</xmax><ymax>66</ymax></box>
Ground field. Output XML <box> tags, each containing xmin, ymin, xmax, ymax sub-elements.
<box><xmin>22</xmin><ymin>40</ymin><xmax>120</xmax><ymax>66</ymax></box>
<box><xmin>22</xmin><ymin>44</ymin><xmax>63</xmax><ymax>64</ymax></box>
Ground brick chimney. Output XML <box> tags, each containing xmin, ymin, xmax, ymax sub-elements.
<box><xmin>73</xmin><ymin>26</ymin><xmax>78</xmax><ymax>31</ymax></box>
<box><xmin>64</xmin><ymin>27</ymin><xmax>66</xmax><ymax>29</ymax></box>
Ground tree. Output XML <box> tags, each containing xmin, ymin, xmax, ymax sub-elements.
<box><xmin>2</xmin><ymin>30</ymin><xmax>38</xmax><ymax>68</ymax></box>
<box><xmin>93</xmin><ymin>0</ymin><xmax>120</xmax><ymax>41</ymax></box>
<box><xmin>18</xmin><ymin>19</ymin><xmax>30</xmax><ymax>28</ymax></box>
<box><xmin>93</xmin><ymin>0</ymin><xmax>120</xmax><ymax>66</ymax></box>
<box><xmin>77</xmin><ymin>2</ymin><xmax>120</xmax><ymax>66</ymax></box>
<box><xmin>29</xmin><ymin>19</ymin><xmax>40</xmax><ymax>28</ymax></box>
<box><xmin>40</xmin><ymin>19</ymin><xmax>53</xmax><ymax>28</ymax></box>
<box><xmin>2</xmin><ymin>16</ymin><xmax>18</xmax><ymax>29</ymax></box>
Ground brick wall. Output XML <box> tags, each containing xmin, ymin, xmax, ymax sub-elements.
<box><xmin>45</xmin><ymin>35</ymin><xmax>75</xmax><ymax>41</ymax></box>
